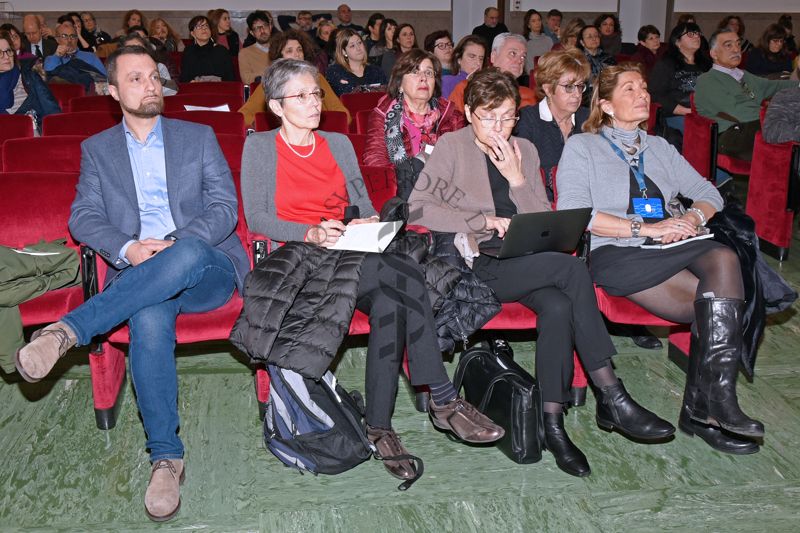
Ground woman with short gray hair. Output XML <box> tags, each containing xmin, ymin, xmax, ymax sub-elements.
<box><xmin>239</xmin><ymin>59</ymin><xmax>504</xmax><ymax>484</ymax></box>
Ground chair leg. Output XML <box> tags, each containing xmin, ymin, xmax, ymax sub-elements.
<box><xmin>255</xmin><ymin>364</ymin><xmax>270</xmax><ymax>421</ymax></box>
<box><xmin>89</xmin><ymin>341</ymin><xmax>127</xmax><ymax>430</ymax></box>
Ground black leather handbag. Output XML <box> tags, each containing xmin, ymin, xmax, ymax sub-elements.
<box><xmin>453</xmin><ymin>342</ymin><xmax>544</xmax><ymax>464</ymax></box>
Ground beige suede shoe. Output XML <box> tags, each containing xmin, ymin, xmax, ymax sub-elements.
<box><xmin>15</xmin><ymin>321</ymin><xmax>77</xmax><ymax>383</ymax></box>
<box><xmin>144</xmin><ymin>459</ymin><xmax>185</xmax><ymax>522</ymax></box>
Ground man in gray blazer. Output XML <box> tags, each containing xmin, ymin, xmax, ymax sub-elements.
<box><xmin>15</xmin><ymin>45</ymin><xmax>249</xmax><ymax>522</ymax></box>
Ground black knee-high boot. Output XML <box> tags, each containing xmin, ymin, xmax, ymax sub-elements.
<box><xmin>684</xmin><ymin>297</ymin><xmax>764</xmax><ymax>438</ymax></box>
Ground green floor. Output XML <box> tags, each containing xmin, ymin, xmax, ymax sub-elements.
<box><xmin>2</xmin><ymin>233</ymin><xmax>799</xmax><ymax>532</ymax></box>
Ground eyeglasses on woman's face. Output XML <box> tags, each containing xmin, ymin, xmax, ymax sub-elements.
<box><xmin>473</xmin><ymin>113</ymin><xmax>519</xmax><ymax>128</ymax></box>
<box><xmin>407</xmin><ymin>67</ymin><xmax>435</xmax><ymax>79</ymax></box>
<box><xmin>276</xmin><ymin>88</ymin><xmax>325</xmax><ymax>105</ymax></box>
<box><xmin>557</xmin><ymin>82</ymin><xmax>587</xmax><ymax>94</ymax></box>
<box><xmin>434</xmin><ymin>41</ymin><xmax>453</xmax><ymax>50</ymax></box>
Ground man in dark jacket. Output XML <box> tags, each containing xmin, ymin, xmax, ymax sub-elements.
<box><xmin>471</xmin><ymin>7</ymin><xmax>509</xmax><ymax>48</ymax></box>
<box><xmin>22</xmin><ymin>14</ymin><xmax>57</xmax><ymax>60</ymax></box>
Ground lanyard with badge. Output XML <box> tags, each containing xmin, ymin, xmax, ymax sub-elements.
<box><xmin>602</xmin><ymin>134</ymin><xmax>664</xmax><ymax>218</ymax></box>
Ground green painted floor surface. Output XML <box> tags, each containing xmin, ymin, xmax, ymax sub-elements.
<box><xmin>2</xmin><ymin>236</ymin><xmax>800</xmax><ymax>532</ymax></box>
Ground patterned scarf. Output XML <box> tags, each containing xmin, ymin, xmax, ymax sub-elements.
<box><xmin>384</xmin><ymin>96</ymin><xmax>441</xmax><ymax>165</ymax></box>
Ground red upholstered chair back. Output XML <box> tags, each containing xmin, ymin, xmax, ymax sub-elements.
<box><xmin>529</xmin><ymin>68</ymin><xmax>537</xmax><ymax>91</ymax></box>
<box><xmin>0</xmin><ymin>114</ymin><xmax>35</xmax><ymax>144</ymax></box>
<box><xmin>254</xmin><ymin>111</ymin><xmax>280</xmax><ymax>132</ymax></box>
<box><xmin>318</xmin><ymin>111</ymin><xmax>349</xmax><ymax>134</ymax></box>
<box><xmin>2</xmin><ymin>135</ymin><xmax>85</xmax><ymax>173</ymax></box>
<box><xmin>683</xmin><ymin>113</ymin><xmax>715</xmax><ymax>180</ymax></box>
<box><xmin>47</xmin><ymin>83</ymin><xmax>85</xmax><ymax>111</ymax></box>
<box><xmin>215</xmin><ymin>133</ymin><xmax>245</xmax><ymax>173</ymax></box>
<box><xmin>42</xmin><ymin>111</ymin><xmax>121</xmax><ymax>137</ymax></box>
<box><xmin>346</xmin><ymin>133</ymin><xmax>367</xmax><ymax>164</ymax></box>
<box><xmin>340</xmin><ymin>91</ymin><xmax>386</xmax><ymax>118</ymax></box>
<box><xmin>176</xmin><ymin>81</ymin><xmax>246</xmax><ymax>103</ymax></box>
<box><xmin>359</xmin><ymin>165</ymin><xmax>397</xmax><ymax>212</ymax></box>
<box><xmin>355</xmin><ymin>109</ymin><xmax>371</xmax><ymax>134</ymax></box>
<box><xmin>169</xmin><ymin>51</ymin><xmax>183</xmax><ymax>76</ymax></box>
<box><xmin>0</xmin><ymin>172</ymin><xmax>80</xmax><ymax>249</ymax></box>
<box><xmin>69</xmin><ymin>95</ymin><xmax>120</xmax><ymax>112</ymax></box>
<box><xmin>647</xmin><ymin>102</ymin><xmax>662</xmax><ymax>135</ymax></box>
<box><xmin>163</xmin><ymin>93</ymin><xmax>244</xmax><ymax>113</ymax></box>
<box><xmin>163</xmin><ymin>110</ymin><xmax>247</xmax><ymax>136</ymax></box>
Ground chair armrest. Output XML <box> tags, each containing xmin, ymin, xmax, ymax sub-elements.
<box><xmin>79</xmin><ymin>245</ymin><xmax>98</xmax><ymax>302</ymax></box>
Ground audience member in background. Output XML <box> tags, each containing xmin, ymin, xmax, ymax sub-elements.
<box><xmin>544</xmin><ymin>9</ymin><xmax>563</xmax><ymax>44</ymax></box>
<box><xmin>424</xmin><ymin>30</ymin><xmax>454</xmax><ymax>75</ymax></box>
<box><xmin>595</xmin><ymin>14</ymin><xmax>622</xmax><ymax>57</ymax></box>
<box><xmin>44</xmin><ymin>21</ymin><xmax>107</xmax><ymax>89</ymax></box>
<box><xmin>694</xmin><ymin>28</ymin><xmax>796</xmax><ymax>161</ymax></box>
<box><xmin>578</xmin><ymin>25</ymin><xmax>615</xmax><ymax>102</ymax></box>
<box><xmin>630</xmin><ymin>25</ymin><xmax>664</xmax><ymax>74</ymax></box>
<box><xmin>239</xmin><ymin>31</ymin><xmax>349</xmax><ymax>126</ymax></box>
<box><xmin>208</xmin><ymin>8</ymin><xmax>240</xmax><ymax>57</ymax></box>
<box><xmin>363</xmin><ymin>49</ymin><xmax>465</xmax><ymax>193</ymax></box>
<box><xmin>126</xmin><ymin>26</ymin><xmax>178</xmax><ymax>83</ymax></box>
<box><xmin>650</xmin><ymin>22</ymin><xmax>711</xmax><ymax>135</ymax></box>
<box><xmin>237</xmin><ymin>11</ymin><xmax>272</xmax><ymax>85</ymax></box>
<box><xmin>718</xmin><ymin>16</ymin><xmax>751</xmax><ymax>53</ymax></box>
<box><xmin>120</xmin><ymin>33</ymin><xmax>178</xmax><ymax>96</ymax></box>
<box><xmin>336</xmin><ymin>4</ymin><xmax>363</xmax><ymax>33</ymax></box>
<box><xmin>449</xmin><ymin>33</ymin><xmax>536</xmax><ymax>112</ymax></box>
<box><xmin>116</xmin><ymin>10</ymin><xmax>147</xmax><ymax>38</ymax></box>
<box><xmin>523</xmin><ymin>9</ymin><xmax>553</xmax><ymax>73</ymax></box>
<box><xmin>472</xmin><ymin>6</ymin><xmax>509</xmax><ymax>48</ymax></box>
<box><xmin>23</xmin><ymin>14</ymin><xmax>57</xmax><ymax>60</ymax></box>
<box><xmin>81</xmin><ymin>12</ymin><xmax>112</xmax><ymax>48</ymax></box>
<box><xmin>516</xmin><ymin>49</ymin><xmax>590</xmax><ymax>202</ymax></box>
<box><xmin>552</xmin><ymin>18</ymin><xmax>584</xmax><ymax>52</ymax></box>
<box><xmin>180</xmin><ymin>16</ymin><xmax>234</xmax><ymax>83</ymax></box>
<box><xmin>276</xmin><ymin>10</ymin><xmax>319</xmax><ymax>40</ymax></box>
<box><xmin>149</xmin><ymin>18</ymin><xmax>184</xmax><ymax>54</ymax></box>
<box><xmin>442</xmin><ymin>35</ymin><xmax>486</xmax><ymax>98</ymax></box>
<box><xmin>762</xmin><ymin>86</ymin><xmax>800</xmax><ymax>177</ymax></box>
<box><xmin>315</xmin><ymin>20</ymin><xmax>336</xmax><ymax>51</ymax></box>
<box><xmin>242</xmin><ymin>10</ymin><xmax>274</xmax><ymax>49</ymax></box>
<box><xmin>746</xmin><ymin>24</ymin><xmax>793</xmax><ymax>78</ymax></box>
<box><xmin>0</xmin><ymin>30</ymin><xmax>60</xmax><ymax>126</ymax></box>
<box><xmin>380</xmin><ymin>23</ymin><xmax>419</xmax><ymax>79</ymax></box>
<box><xmin>363</xmin><ymin>13</ymin><xmax>385</xmax><ymax>52</ymax></box>
<box><xmin>55</xmin><ymin>13</ymin><xmax>91</xmax><ymax>52</ymax></box>
<box><xmin>0</xmin><ymin>24</ymin><xmax>34</xmax><ymax>61</ymax></box>
<box><xmin>777</xmin><ymin>14</ymin><xmax>796</xmax><ymax>54</ymax></box>
<box><xmin>557</xmin><ymin>62</ymin><xmax>763</xmax><ymax>456</ymax></box>
<box><xmin>410</xmin><ymin>68</ymin><xmax>674</xmax><ymax>478</ymax></box>
<box><xmin>367</xmin><ymin>18</ymin><xmax>396</xmax><ymax>65</ymax></box>
<box><xmin>239</xmin><ymin>59</ymin><xmax>503</xmax><ymax>484</ymax></box>
<box><xmin>326</xmin><ymin>28</ymin><xmax>386</xmax><ymax>96</ymax></box>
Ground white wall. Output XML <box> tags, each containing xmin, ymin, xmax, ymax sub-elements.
<box><xmin>513</xmin><ymin>0</ymin><xmax>617</xmax><ymax>11</ymax></box>
<box><xmin>3</xmin><ymin>0</ymin><xmax>450</xmax><ymax>12</ymax></box>
<box><xmin>674</xmin><ymin>0</ymin><xmax>797</xmax><ymax>12</ymax></box>
<box><xmin>619</xmin><ymin>0</ymin><xmax>669</xmax><ymax>42</ymax></box>
<box><xmin>452</xmin><ymin>0</ymin><xmax>495</xmax><ymax>42</ymax></box>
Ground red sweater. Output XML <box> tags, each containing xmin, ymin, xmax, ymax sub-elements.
<box><xmin>363</xmin><ymin>95</ymin><xmax>465</xmax><ymax>167</ymax></box>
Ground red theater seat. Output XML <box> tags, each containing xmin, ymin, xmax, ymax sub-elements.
<box><xmin>69</xmin><ymin>95</ymin><xmax>120</xmax><ymax>112</ymax></box>
<box><xmin>355</xmin><ymin>109</ymin><xmax>371</xmax><ymax>134</ymax></box>
<box><xmin>341</xmin><ymin>92</ymin><xmax>386</xmax><ymax>132</ymax></box>
<box><xmin>2</xmin><ymin>136</ymin><xmax>84</xmax><ymax>173</ymax></box>
<box><xmin>318</xmin><ymin>110</ymin><xmax>349</xmax><ymax>134</ymax></box>
<box><xmin>0</xmin><ymin>114</ymin><xmax>35</xmax><ymax>144</ymax></box>
<box><xmin>163</xmin><ymin>93</ymin><xmax>244</xmax><ymax>113</ymax></box>
<box><xmin>346</xmin><ymin>133</ymin><xmax>367</xmax><ymax>164</ymax></box>
<box><xmin>42</xmin><ymin>111</ymin><xmax>121</xmax><ymax>137</ymax></box>
<box><xmin>177</xmin><ymin>81</ymin><xmax>246</xmax><ymax>103</ymax></box>
<box><xmin>164</xmin><ymin>110</ymin><xmax>247</xmax><ymax>136</ymax></box>
<box><xmin>215</xmin><ymin>134</ymin><xmax>245</xmax><ymax>173</ymax></box>
<box><xmin>253</xmin><ymin>111</ymin><xmax>279</xmax><ymax>132</ymax></box>
<box><xmin>47</xmin><ymin>83</ymin><xmax>85</xmax><ymax>111</ymax></box>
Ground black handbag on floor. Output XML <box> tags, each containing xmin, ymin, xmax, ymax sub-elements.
<box><xmin>452</xmin><ymin>342</ymin><xmax>544</xmax><ymax>464</ymax></box>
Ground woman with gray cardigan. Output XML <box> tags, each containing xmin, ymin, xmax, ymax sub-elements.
<box><xmin>240</xmin><ymin>59</ymin><xmax>503</xmax><ymax>483</ymax></box>
<box><xmin>556</xmin><ymin>63</ymin><xmax>763</xmax><ymax>456</ymax></box>
<box><xmin>408</xmin><ymin>68</ymin><xmax>674</xmax><ymax>478</ymax></box>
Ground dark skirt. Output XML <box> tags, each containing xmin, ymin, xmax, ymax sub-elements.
<box><xmin>589</xmin><ymin>240</ymin><xmax>728</xmax><ymax>296</ymax></box>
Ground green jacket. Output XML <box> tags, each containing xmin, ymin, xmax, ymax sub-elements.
<box><xmin>0</xmin><ymin>240</ymin><xmax>79</xmax><ymax>373</ymax></box>
<box><xmin>694</xmin><ymin>68</ymin><xmax>797</xmax><ymax>132</ymax></box>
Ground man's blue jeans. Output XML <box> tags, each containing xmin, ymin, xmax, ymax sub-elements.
<box><xmin>62</xmin><ymin>238</ymin><xmax>237</xmax><ymax>461</ymax></box>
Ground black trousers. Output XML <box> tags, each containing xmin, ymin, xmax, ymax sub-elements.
<box><xmin>718</xmin><ymin>120</ymin><xmax>760</xmax><ymax>161</ymax></box>
<box><xmin>355</xmin><ymin>253</ymin><xmax>448</xmax><ymax>428</ymax></box>
<box><xmin>473</xmin><ymin>252</ymin><xmax>616</xmax><ymax>403</ymax></box>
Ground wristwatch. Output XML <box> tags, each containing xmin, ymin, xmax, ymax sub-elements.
<box><xmin>630</xmin><ymin>220</ymin><xmax>642</xmax><ymax>238</ymax></box>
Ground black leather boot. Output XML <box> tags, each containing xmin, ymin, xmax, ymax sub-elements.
<box><xmin>685</xmin><ymin>298</ymin><xmax>764</xmax><ymax>438</ymax></box>
<box><xmin>678</xmin><ymin>406</ymin><xmax>760</xmax><ymax>454</ymax></box>
<box><xmin>595</xmin><ymin>380</ymin><xmax>675</xmax><ymax>441</ymax></box>
<box><xmin>569</xmin><ymin>386</ymin><xmax>587</xmax><ymax>408</ymax></box>
<box><xmin>543</xmin><ymin>412</ymin><xmax>590</xmax><ymax>477</ymax></box>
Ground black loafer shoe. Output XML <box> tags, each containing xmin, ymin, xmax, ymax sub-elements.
<box><xmin>631</xmin><ymin>334</ymin><xmax>663</xmax><ymax>350</ymax></box>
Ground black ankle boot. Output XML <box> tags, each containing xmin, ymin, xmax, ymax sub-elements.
<box><xmin>678</xmin><ymin>406</ymin><xmax>760</xmax><ymax>455</ymax></box>
<box><xmin>595</xmin><ymin>380</ymin><xmax>675</xmax><ymax>441</ymax></box>
<box><xmin>543</xmin><ymin>412</ymin><xmax>590</xmax><ymax>477</ymax></box>
<box><xmin>685</xmin><ymin>298</ymin><xmax>764</xmax><ymax>438</ymax></box>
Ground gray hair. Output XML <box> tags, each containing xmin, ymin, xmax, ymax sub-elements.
<box><xmin>491</xmin><ymin>32</ymin><xmax>526</xmax><ymax>54</ymax></box>
<box><xmin>708</xmin><ymin>27</ymin><xmax>737</xmax><ymax>50</ymax></box>
<box><xmin>262</xmin><ymin>58</ymin><xmax>319</xmax><ymax>101</ymax></box>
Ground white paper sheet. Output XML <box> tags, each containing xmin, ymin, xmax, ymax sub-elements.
<box><xmin>329</xmin><ymin>221</ymin><xmax>403</xmax><ymax>253</ymax></box>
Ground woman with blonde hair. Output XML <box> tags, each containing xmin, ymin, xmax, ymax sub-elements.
<box><xmin>325</xmin><ymin>28</ymin><xmax>386</xmax><ymax>96</ymax></box>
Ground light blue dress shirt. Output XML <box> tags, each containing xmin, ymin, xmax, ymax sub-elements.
<box><xmin>118</xmin><ymin>116</ymin><xmax>177</xmax><ymax>262</ymax></box>
<box><xmin>43</xmin><ymin>50</ymin><xmax>107</xmax><ymax>76</ymax></box>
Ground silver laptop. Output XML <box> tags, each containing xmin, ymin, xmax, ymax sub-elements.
<box><xmin>480</xmin><ymin>208</ymin><xmax>592</xmax><ymax>259</ymax></box>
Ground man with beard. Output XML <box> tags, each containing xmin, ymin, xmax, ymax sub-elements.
<box><xmin>238</xmin><ymin>10</ymin><xmax>272</xmax><ymax>84</ymax></box>
<box><xmin>14</xmin><ymin>45</ymin><xmax>248</xmax><ymax>523</ymax></box>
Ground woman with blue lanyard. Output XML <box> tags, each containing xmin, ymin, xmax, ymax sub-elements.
<box><xmin>556</xmin><ymin>63</ymin><xmax>764</xmax><ymax>456</ymax></box>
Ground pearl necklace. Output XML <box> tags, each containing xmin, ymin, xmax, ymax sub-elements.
<box><xmin>279</xmin><ymin>129</ymin><xmax>316</xmax><ymax>158</ymax></box>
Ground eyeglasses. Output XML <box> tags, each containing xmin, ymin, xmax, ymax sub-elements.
<box><xmin>680</xmin><ymin>30</ymin><xmax>701</xmax><ymax>38</ymax></box>
<box><xmin>275</xmin><ymin>88</ymin><xmax>325</xmax><ymax>104</ymax></box>
<box><xmin>558</xmin><ymin>82</ymin><xmax>587</xmax><ymax>94</ymax></box>
<box><xmin>0</xmin><ymin>49</ymin><xmax>14</xmax><ymax>58</ymax></box>
<box><xmin>408</xmin><ymin>68</ymin><xmax>435</xmax><ymax>79</ymax></box>
<box><xmin>251</xmin><ymin>24</ymin><xmax>270</xmax><ymax>32</ymax></box>
<box><xmin>770</xmin><ymin>38</ymin><xmax>785</xmax><ymax>44</ymax></box>
<box><xmin>473</xmin><ymin>113</ymin><xmax>519</xmax><ymax>128</ymax></box>
<box><xmin>192</xmin><ymin>22</ymin><xmax>210</xmax><ymax>31</ymax></box>
<box><xmin>58</xmin><ymin>34</ymin><xmax>78</xmax><ymax>40</ymax></box>
<box><xmin>434</xmin><ymin>41</ymin><xmax>454</xmax><ymax>50</ymax></box>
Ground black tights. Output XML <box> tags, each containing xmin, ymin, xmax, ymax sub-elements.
<box><xmin>626</xmin><ymin>246</ymin><xmax>744</xmax><ymax>324</ymax></box>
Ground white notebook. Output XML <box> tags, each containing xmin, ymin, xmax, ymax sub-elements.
<box><xmin>639</xmin><ymin>233</ymin><xmax>715</xmax><ymax>250</ymax></box>
<box><xmin>329</xmin><ymin>221</ymin><xmax>403</xmax><ymax>253</ymax></box>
